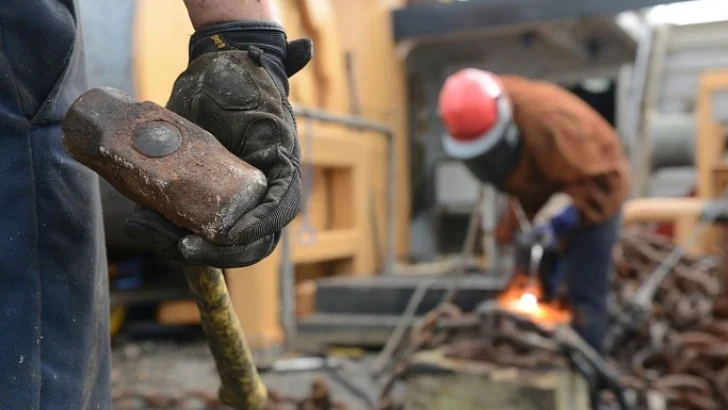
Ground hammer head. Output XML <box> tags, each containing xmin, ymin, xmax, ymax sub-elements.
<box><xmin>62</xmin><ymin>87</ymin><xmax>267</xmax><ymax>246</ymax></box>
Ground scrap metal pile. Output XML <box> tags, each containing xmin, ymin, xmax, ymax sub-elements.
<box><xmin>265</xmin><ymin>379</ymin><xmax>350</xmax><ymax>410</ymax></box>
<box><xmin>377</xmin><ymin>301</ymin><xmax>628</xmax><ymax>410</ymax></box>
<box><xmin>607</xmin><ymin>228</ymin><xmax>727</xmax><ymax>410</ymax></box>
<box><xmin>379</xmin><ymin>226</ymin><xmax>728</xmax><ymax>410</ymax></box>
<box><xmin>114</xmin><ymin>378</ymin><xmax>348</xmax><ymax>410</ymax></box>
<box><xmin>112</xmin><ymin>225</ymin><xmax>727</xmax><ymax>410</ymax></box>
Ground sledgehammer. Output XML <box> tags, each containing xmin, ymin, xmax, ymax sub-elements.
<box><xmin>62</xmin><ymin>87</ymin><xmax>268</xmax><ymax>410</ymax></box>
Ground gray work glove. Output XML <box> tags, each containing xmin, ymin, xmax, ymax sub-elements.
<box><xmin>123</xmin><ymin>21</ymin><xmax>313</xmax><ymax>268</ymax></box>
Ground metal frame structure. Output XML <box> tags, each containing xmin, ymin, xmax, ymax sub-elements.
<box><xmin>280</xmin><ymin>107</ymin><xmax>396</xmax><ymax>348</ymax></box>
<box><xmin>392</xmin><ymin>0</ymin><xmax>697</xmax><ymax>42</ymax></box>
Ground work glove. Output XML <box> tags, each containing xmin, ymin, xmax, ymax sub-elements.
<box><xmin>123</xmin><ymin>21</ymin><xmax>313</xmax><ymax>268</ymax></box>
<box><xmin>520</xmin><ymin>223</ymin><xmax>557</xmax><ymax>251</ymax></box>
<box><xmin>518</xmin><ymin>205</ymin><xmax>582</xmax><ymax>251</ymax></box>
<box><xmin>517</xmin><ymin>205</ymin><xmax>581</xmax><ymax>301</ymax></box>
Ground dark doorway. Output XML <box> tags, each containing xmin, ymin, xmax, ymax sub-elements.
<box><xmin>567</xmin><ymin>79</ymin><xmax>617</xmax><ymax>126</ymax></box>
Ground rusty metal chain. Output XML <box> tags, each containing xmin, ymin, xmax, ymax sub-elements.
<box><xmin>375</xmin><ymin>303</ymin><xmax>464</xmax><ymax>410</ymax></box>
<box><xmin>113</xmin><ymin>388</ymin><xmax>227</xmax><ymax>410</ymax></box>
<box><xmin>113</xmin><ymin>378</ymin><xmax>349</xmax><ymax>410</ymax></box>
<box><xmin>377</xmin><ymin>226</ymin><xmax>728</xmax><ymax>410</ymax></box>
<box><xmin>608</xmin><ymin>227</ymin><xmax>727</xmax><ymax>410</ymax></box>
<box><xmin>113</xmin><ymin>226</ymin><xmax>727</xmax><ymax>410</ymax></box>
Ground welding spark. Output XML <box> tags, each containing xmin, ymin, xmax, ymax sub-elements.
<box><xmin>517</xmin><ymin>292</ymin><xmax>538</xmax><ymax>312</ymax></box>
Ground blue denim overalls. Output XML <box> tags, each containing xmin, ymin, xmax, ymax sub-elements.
<box><xmin>0</xmin><ymin>0</ymin><xmax>111</xmax><ymax>408</ymax></box>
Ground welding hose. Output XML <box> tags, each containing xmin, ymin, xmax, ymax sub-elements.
<box><xmin>183</xmin><ymin>265</ymin><xmax>267</xmax><ymax>410</ymax></box>
<box><xmin>555</xmin><ymin>326</ymin><xmax>632</xmax><ymax>410</ymax></box>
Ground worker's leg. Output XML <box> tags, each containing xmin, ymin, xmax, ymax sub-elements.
<box><xmin>0</xmin><ymin>3</ymin><xmax>111</xmax><ymax>409</ymax></box>
<box><xmin>563</xmin><ymin>212</ymin><xmax>621</xmax><ymax>352</ymax></box>
<box><xmin>539</xmin><ymin>251</ymin><xmax>566</xmax><ymax>301</ymax></box>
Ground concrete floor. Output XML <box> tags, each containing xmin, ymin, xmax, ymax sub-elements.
<box><xmin>112</xmin><ymin>339</ymin><xmax>384</xmax><ymax>409</ymax></box>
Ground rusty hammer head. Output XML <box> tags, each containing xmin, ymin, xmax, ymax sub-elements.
<box><xmin>62</xmin><ymin>87</ymin><xmax>267</xmax><ymax>246</ymax></box>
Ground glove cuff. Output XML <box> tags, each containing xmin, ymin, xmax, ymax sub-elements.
<box><xmin>190</xmin><ymin>21</ymin><xmax>288</xmax><ymax>62</ymax></box>
<box><xmin>189</xmin><ymin>21</ymin><xmax>313</xmax><ymax>96</ymax></box>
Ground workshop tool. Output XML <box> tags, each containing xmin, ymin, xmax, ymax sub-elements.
<box><xmin>605</xmin><ymin>192</ymin><xmax>728</xmax><ymax>353</ymax></box>
<box><xmin>511</xmin><ymin>198</ymin><xmax>532</xmax><ymax>232</ymax></box>
<box><xmin>511</xmin><ymin>199</ymin><xmax>552</xmax><ymax>296</ymax></box>
<box><xmin>506</xmin><ymin>200</ymin><xmax>545</xmax><ymax>300</ymax></box>
<box><xmin>62</xmin><ymin>87</ymin><xmax>268</xmax><ymax>410</ymax></box>
<box><xmin>497</xmin><ymin>199</ymin><xmax>562</xmax><ymax>316</ymax></box>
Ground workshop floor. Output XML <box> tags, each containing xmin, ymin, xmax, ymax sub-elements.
<box><xmin>112</xmin><ymin>339</ymin><xmax>382</xmax><ymax>409</ymax></box>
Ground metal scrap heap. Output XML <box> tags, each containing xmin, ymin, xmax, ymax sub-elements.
<box><xmin>265</xmin><ymin>379</ymin><xmax>350</xmax><ymax>410</ymax></box>
<box><xmin>607</xmin><ymin>228</ymin><xmax>727</xmax><ymax>410</ymax></box>
<box><xmin>380</xmin><ymin>226</ymin><xmax>728</xmax><ymax>410</ymax></box>
<box><xmin>113</xmin><ymin>378</ymin><xmax>347</xmax><ymax>410</ymax></box>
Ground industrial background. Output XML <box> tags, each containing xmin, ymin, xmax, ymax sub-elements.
<box><xmin>74</xmin><ymin>0</ymin><xmax>728</xmax><ymax>409</ymax></box>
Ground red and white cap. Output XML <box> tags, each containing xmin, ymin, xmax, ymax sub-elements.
<box><xmin>438</xmin><ymin>69</ymin><xmax>514</xmax><ymax>160</ymax></box>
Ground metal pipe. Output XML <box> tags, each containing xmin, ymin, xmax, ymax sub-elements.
<box><xmin>512</xmin><ymin>199</ymin><xmax>532</xmax><ymax>233</ymax></box>
<box><xmin>279</xmin><ymin>228</ymin><xmax>296</xmax><ymax>350</ymax></box>
<box><xmin>292</xmin><ymin>106</ymin><xmax>397</xmax><ymax>275</ymax></box>
<box><xmin>481</xmin><ymin>184</ymin><xmax>499</xmax><ymax>270</ymax></box>
<box><xmin>624</xmin><ymin>23</ymin><xmax>654</xmax><ymax>198</ymax></box>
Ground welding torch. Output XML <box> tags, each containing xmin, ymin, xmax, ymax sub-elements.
<box><xmin>511</xmin><ymin>200</ymin><xmax>544</xmax><ymax>297</ymax></box>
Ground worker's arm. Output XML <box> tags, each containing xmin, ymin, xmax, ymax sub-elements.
<box><xmin>183</xmin><ymin>0</ymin><xmax>281</xmax><ymax>28</ymax></box>
<box><xmin>561</xmin><ymin>174</ymin><xmax>627</xmax><ymax>225</ymax></box>
<box><xmin>124</xmin><ymin>1</ymin><xmax>313</xmax><ymax>268</ymax></box>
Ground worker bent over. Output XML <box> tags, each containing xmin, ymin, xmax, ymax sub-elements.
<box><xmin>438</xmin><ymin>69</ymin><xmax>631</xmax><ymax>351</ymax></box>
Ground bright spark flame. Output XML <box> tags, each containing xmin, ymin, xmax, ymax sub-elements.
<box><xmin>517</xmin><ymin>292</ymin><xmax>538</xmax><ymax>312</ymax></box>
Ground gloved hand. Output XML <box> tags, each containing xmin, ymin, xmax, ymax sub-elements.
<box><xmin>123</xmin><ymin>21</ymin><xmax>313</xmax><ymax>268</ymax></box>
<box><xmin>523</xmin><ymin>223</ymin><xmax>557</xmax><ymax>250</ymax></box>
<box><xmin>517</xmin><ymin>205</ymin><xmax>581</xmax><ymax>252</ymax></box>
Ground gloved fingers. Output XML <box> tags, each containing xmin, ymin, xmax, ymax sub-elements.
<box><xmin>284</xmin><ymin>38</ymin><xmax>313</xmax><ymax>78</ymax></box>
<box><xmin>179</xmin><ymin>233</ymin><xmax>279</xmax><ymax>268</ymax></box>
<box><xmin>519</xmin><ymin>224</ymin><xmax>557</xmax><ymax>251</ymax></box>
<box><xmin>524</xmin><ymin>224</ymin><xmax>546</xmax><ymax>241</ymax></box>
<box><xmin>167</xmin><ymin>54</ymin><xmax>265</xmax><ymax>154</ymax></box>
<box><xmin>227</xmin><ymin>162</ymin><xmax>302</xmax><ymax>246</ymax></box>
<box><xmin>516</xmin><ymin>229</ymin><xmax>535</xmax><ymax>248</ymax></box>
<box><xmin>123</xmin><ymin>208</ymin><xmax>187</xmax><ymax>260</ymax></box>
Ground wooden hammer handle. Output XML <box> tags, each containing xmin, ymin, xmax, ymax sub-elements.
<box><xmin>183</xmin><ymin>265</ymin><xmax>267</xmax><ymax>410</ymax></box>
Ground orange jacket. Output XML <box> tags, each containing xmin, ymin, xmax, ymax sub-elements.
<box><xmin>498</xmin><ymin>75</ymin><xmax>631</xmax><ymax>225</ymax></box>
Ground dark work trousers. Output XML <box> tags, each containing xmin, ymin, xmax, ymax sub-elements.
<box><xmin>544</xmin><ymin>212</ymin><xmax>621</xmax><ymax>352</ymax></box>
<box><xmin>0</xmin><ymin>1</ymin><xmax>111</xmax><ymax>409</ymax></box>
